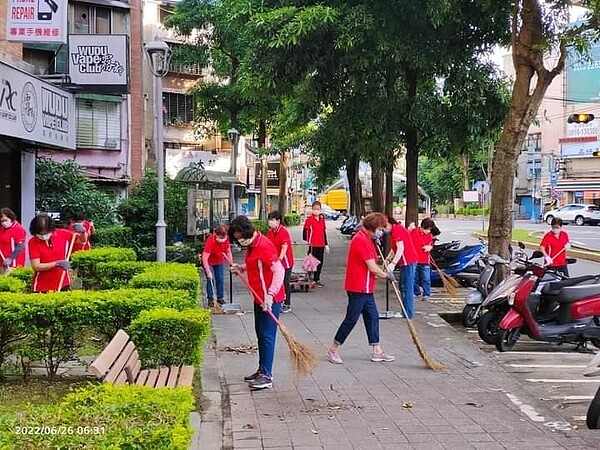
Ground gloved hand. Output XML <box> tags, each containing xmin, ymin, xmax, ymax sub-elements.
<box><xmin>73</xmin><ymin>223</ymin><xmax>85</xmax><ymax>233</ymax></box>
<box><xmin>544</xmin><ymin>255</ymin><xmax>553</xmax><ymax>267</ymax></box>
<box><xmin>55</xmin><ymin>260</ymin><xmax>71</xmax><ymax>270</ymax></box>
<box><xmin>565</xmin><ymin>243</ymin><xmax>571</xmax><ymax>250</ymax></box>
<box><xmin>205</xmin><ymin>270</ymin><xmax>213</xmax><ymax>280</ymax></box>
<box><xmin>2</xmin><ymin>257</ymin><xmax>12</xmax><ymax>268</ymax></box>
<box><xmin>262</xmin><ymin>294</ymin><xmax>274</xmax><ymax>312</ymax></box>
<box><xmin>325</xmin><ymin>245</ymin><xmax>330</xmax><ymax>254</ymax></box>
<box><xmin>386</xmin><ymin>268</ymin><xmax>396</xmax><ymax>281</ymax></box>
<box><xmin>386</xmin><ymin>262</ymin><xmax>396</xmax><ymax>273</ymax></box>
<box><xmin>230</xmin><ymin>263</ymin><xmax>245</xmax><ymax>274</ymax></box>
<box><xmin>423</xmin><ymin>245</ymin><xmax>433</xmax><ymax>252</ymax></box>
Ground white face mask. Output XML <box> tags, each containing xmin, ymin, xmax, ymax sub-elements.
<box><xmin>1</xmin><ymin>219</ymin><xmax>12</xmax><ymax>229</ymax></box>
<box><xmin>36</xmin><ymin>233</ymin><xmax>51</xmax><ymax>241</ymax></box>
<box><xmin>268</xmin><ymin>219</ymin><xmax>278</xmax><ymax>229</ymax></box>
<box><xmin>216</xmin><ymin>236</ymin><xmax>227</xmax><ymax>243</ymax></box>
<box><xmin>312</xmin><ymin>209</ymin><xmax>321</xmax><ymax>216</ymax></box>
<box><xmin>237</xmin><ymin>237</ymin><xmax>253</xmax><ymax>247</ymax></box>
<box><xmin>551</xmin><ymin>227</ymin><xmax>561</xmax><ymax>235</ymax></box>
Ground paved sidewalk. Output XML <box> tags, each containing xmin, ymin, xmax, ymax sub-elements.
<box><xmin>196</xmin><ymin>225</ymin><xmax>598</xmax><ymax>449</ymax></box>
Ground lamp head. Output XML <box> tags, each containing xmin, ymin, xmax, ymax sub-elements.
<box><xmin>228</xmin><ymin>128</ymin><xmax>240</xmax><ymax>144</ymax></box>
<box><xmin>144</xmin><ymin>38</ymin><xmax>173</xmax><ymax>77</ymax></box>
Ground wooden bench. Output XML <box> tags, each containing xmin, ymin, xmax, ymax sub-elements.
<box><xmin>89</xmin><ymin>329</ymin><xmax>194</xmax><ymax>388</ymax></box>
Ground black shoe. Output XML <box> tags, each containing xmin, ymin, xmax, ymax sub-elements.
<box><xmin>316</xmin><ymin>281</ymin><xmax>325</xmax><ymax>287</ymax></box>
<box><xmin>281</xmin><ymin>305</ymin><xmax>292</xmax><ymax>313</ymax></box>
<box><xmin>208</xmin><ymin>300</ymin><xmax>215</xmax><ymax>308</ymax></box>
<box><xmin>244</xmin><ymin>370</ymin><xmax>261</xmax><ymax>382</ymax></box>
<box><xmin>217</xmin><ymin>298</ymin><xmax>225</xmax><ymax>305</ymax></box>
<box><xmin>248</xmin><ymin>374</ymin><xmax>273</xmax><ymax>390</ymax></box>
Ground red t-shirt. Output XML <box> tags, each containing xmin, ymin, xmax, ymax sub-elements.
<box><xmin>540</xmin><ymin>230</ymin><xmax>570</xmax><ymax>267</ymax></box>
<box><xmin>28</xmin><ymin>228</ymin><xmax>75</xmax><ymax>292</ymax></box>
<box><xmin>202</xmin><ymin>234</ymin><xmax>231</xmax><ymax>265</ymax></box>
<box><xmin>0</xmin><ymin>221</ymin><xmax>27</xmax><ymax>267</ymax></box>
<box><xmin>390</xmin><ymin>223</ymin><xmax>418</xmax><ymax>266</ymax></box>
<box><xmin>303</xmin><ymin>215</ymin><xmax>327</xmax><ymax>247</ymax></box>
<box><xmin>344</xmin><ymin>229</ymin><xmax>378</xmax><ymax>294</ymax></box>
<box><xmin>266</xmin><ymin>225</ymin><xmax>294</xmax><ymax>270</ymax></box>
<box><xmin>410</xmin><ymin>227</ymin><xmax>434</xmax><ymax>264</ymax></box>
<box><xmin>67</xmin><ymin>220</ymin><xmax>93</xmax><ymax>253</ymax></box>
<box><xmin>245</xmin><ymin>233</ymin><xmax>285</xmax><ymax>304</ymax></box>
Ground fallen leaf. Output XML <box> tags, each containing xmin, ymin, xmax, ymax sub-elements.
<box><xmin>402</xmin><ymin>401</ymin><xmax>414</xmax><ymax>409</ymax></box>
<box><xmin>465</xmin><ymin>402</ymin><xmax>483</xmax><ymax>408</ymax></box>
<box><xmin>328</xmin><ymin>415</ymin><xmax>335</xmax><ymax>420</ymax></box>
<box><xmin>242</xmin><ymin>424</ymin><xmax>255</xmax><ymax>429</ymax></box>
<box><xmin>311</xmin><ymin>429</ymin><xmax>318</xmax><ymax>434</ymax></box>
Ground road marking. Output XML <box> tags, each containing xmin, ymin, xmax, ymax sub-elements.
<box><xmin>526</xmin><ymin>379</ymin><xmax>600</xmax><ymax>383</ymax></box>
<box><xmin>542</xmin><ymin>396</ymin><xmax>594</xmax><ymax>401</ymax></box>
<box><xmin>573</xmin><ymin>416</ymin><xmax>587</xmax><ymax>421</ymax></box>
<box><xmin>508</xmin><ymin>364</ymin><xmax>587</xmax><ymax>369</ymax></box>
<box><xmin>505</xmin><ymin>392</ymin><xmax>545</xmax><ymax>422</ymax></box>
<box><xmin>494</xmin><ymin>351</ymin><xmax>591</xmax><ymax>355</ymax></box>
<box><xmin>572</xmin><ymin>240</ymin><xmax>587</xmax><ymax>246</ymax></box>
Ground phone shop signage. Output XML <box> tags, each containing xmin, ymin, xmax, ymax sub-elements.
<box><xmin>69</xmin><ymin>35</ymin><xmax>129</xmax><ymax>93</ymax></box>
<box><xmin>0</xmin><ymin>61</ymin><xmax>75</xmax><ymax>149</ymax></box>
<box><xmin>6</xmin><ymin>0</ymin><xmax>67</xmax><ymax>44</ymax></box>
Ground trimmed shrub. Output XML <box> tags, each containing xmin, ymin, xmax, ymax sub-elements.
<box><xmin>72</xmin><ymin>247</ymin><xmax>137</xmax><ymax>288</ymax></box>
<box><xmin>129</xmin><ymin>263</ymin><xmax>200</xmax><ymax>304</ymax></box>
<box><xmin>92</xmin><ymin>226</ymin><xmax>133</xmax><ymax>248</ymax></box>
<box><xmin>7</xmin><ymin>267</ymin><xmax>34</xmax><ymax>289</ymax></box>
<box><xmin>251</xmin><ymin>219</ymin><xmax>268</xmax><ymax>233</ymax></box>
<box><xmin>284</xmin><ymin>213</ymin><xmax>302</xmax><ymax>226</ymax></box>
<box><xmin>0</xmin><ymin>297</ymin><xmax>27</xmax><ymax>377</ymax></box>
<box><xmin>128</xmin><ymin>308</ymin><xmax>211</xmax><ymax>367</ymax></box>
<box><xmin>0</xmin><ymin>276</ymin><xmax>27</xmax><ymax>293</ymax></box>
<box><xmin>0</xmin><ymin>383</ymin><xmax>194</xmax><ymax>450</ymax></box>
<box><xmin>93</xmin><ymin>261</ymin><xmax>151</xmax><ymax>290</ymax></box>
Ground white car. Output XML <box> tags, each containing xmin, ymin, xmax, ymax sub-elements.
<box><xmin>543</xmin><ymin>203</ymin><xmax>600</xmax><ymax>226</ymax></box>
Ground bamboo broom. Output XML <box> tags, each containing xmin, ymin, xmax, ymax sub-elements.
<box><xmin>430</xmin><ymin>257</ymin><xmax>460</xmax><ymax>295</ymax></box>
<box><xmin>209</xmin><ymin>276</ymin><xmax>225</xmax><ymax>314</ymax></box>
<box><xmin>0</xmin><ymin>249</ymin><xmax>11</xmax><ymax>276</ymax></box>
<box><xmin>377</xmin><ymin>246</ymin><xmax>447</xmax><ymax>371</ymax></box>
<box><xmin>57</xmin><ymin>232</ymin><xmax>78</xmax><ymax>292</ymax></box>
<box><xmin>223</xmin><ymin>254</ymin><xmax>317</xmax><ymax>379</ymax></box>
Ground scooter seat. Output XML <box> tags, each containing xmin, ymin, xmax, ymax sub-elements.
<box><xmin>436</xmin><ymin>245</ymin><xmax>481</xmax><ymax>261</ymax></box>
<box><xmin>557</xmin><ymin>282</ymin><xmax>600</xmax><ymax>304</ymax></box>
<box><xmin>541</xmin><ymin>275</ymin><xmax>599</xmax><ymax>297</ymax></box>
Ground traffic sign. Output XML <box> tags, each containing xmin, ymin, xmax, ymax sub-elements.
<box><xmin>474</xmin><ymin>181</ymin><xmax>490</xmax><ymax>195</ymax></box>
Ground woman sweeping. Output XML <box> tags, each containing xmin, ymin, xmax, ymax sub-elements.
<box><xmin>266</xmin><ymin>211</ymin><xmax>294</xmax><ymax>313</ymax></box>
<box><xmin>229</xmin><ymin>216</ymin><xmax>285</xmax><ymax>390</ymax></box>
<box><xmin>326</xmin><ymin>212</ymin><xmax>395</xmax><ymax>364</ymax></box>
<box><xmin>201</xmin><ymin>225</ymin><xmax>233</xmax><ymax>307</ymax></box>
<box><xmin>539</xmin><ymin>217</ymin><xmax>571</xmax><ymax>277</ymax></box>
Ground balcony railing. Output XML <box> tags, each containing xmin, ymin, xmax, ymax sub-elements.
<box><xmin>168</xmin><ymin>63</ymin><xmax>205</xmax><ymax>76</ymax></box>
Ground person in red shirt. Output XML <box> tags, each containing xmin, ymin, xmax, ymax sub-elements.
<box><xmin>384</xmin><ymin>216</ymin><xmax>418</xmax><ymax>318</ymax></box>
<box><xmin>539</xmin><ymin>217</ymin><xmax>571</xmax><ymax>277</ymax></box>
<box><xmin>201</xmin><ymin>225</ymin><xmax>233</xmax><ymax>307</ymax></box>
<box><xmin>267</xmin><ymin>211</ymin><xmax>294</xmax><ymax>313</ymax></box>
<box><xmin>326</xmin><ymin>213</ymin><xmax>395</xmax><ymax>365</ymax></box>
<box><xmin>0</xmin><ymin>207</ymin><xmax>27</xmax><ymax>271</ymax></box>
<box><xmin>28</xmin><ymin>213</ymin><xmax>85</xmax><ymax>293</ymax></box>
<box><xmin>303</xmin><ymin>201</ymin><xmax>329</xmax><ymax>286</ymax></box>
<box><xmin>67</xmin><ymin>211</ymin><xmax>94</xmax><ymax>253</ymax></box>
<box><xmin>410</xmin><ymin>217</ymin><xmax>435</xmax><ymax>301</ymax></box>
<box><xmin>229</xmin><ymin>216</ymin><xmax>285</xmax><ymax>390</ymax></box>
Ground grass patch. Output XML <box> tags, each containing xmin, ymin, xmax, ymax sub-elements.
<box><xmin>0</xmin><ymin>377</ymin><xmax>92</xmax><ymax>413</ymax></box>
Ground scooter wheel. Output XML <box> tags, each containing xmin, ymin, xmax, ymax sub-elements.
<box><xmin>591</xmin><ymin>339</ymin><xmax>600</xmax><ymax>349</ymax></box>
<box><xmin>587</xmin><ymin>386</ymin><xmax>600</xmax><ymax>429</ymax></box>
<box><xmin>477</xmin><ymin>310</ymin><xmax>502</xmax><ymax>345</ymax></box>
<box><xmin>461</xmin><ymin>305</ymin><xmax>479</xmax><ymax>328</ymax></box>
<box><xmin>495</xmin><ymin>328</ymin><xmax>520</xmax><ymax>352</ymax></box>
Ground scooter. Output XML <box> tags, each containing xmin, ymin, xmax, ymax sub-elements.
<box><xmin>340</xmin><ymin>215</ymin><xmax>359</xmax><ymax>235</ymax></box>
<box><xmin>583</xmin><ymin>350</ymin><xmax>600</xmax><ymax>429</ymax></box>
<box><xmin>431</xmin><ymin>240</ymin><xmax>486</xmax><ymax>287</ymax></box>
<box><xmin>495</xmin><ymin>261</ymin><xmax>600</xmax><ymax>352</ymax></box>
<box><xmin>430</xmin><ymin>240</ymin><xmax>461</xmax><ymax>261</ymax></box>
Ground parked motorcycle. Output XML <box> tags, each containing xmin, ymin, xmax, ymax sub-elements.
<box><xmin>340</xmin><ymin>215</ymin><xmax>359</xmax><ymax>235</ymax></box>
<box><xmin>431</xmin><ymin>240</ymin><xmax>486</xmax><ymax>287</ymax></box>
<box><xmin>495</xmin><ymin>261</ymin><xmax>600</xmax><ymax>352</ymax></box>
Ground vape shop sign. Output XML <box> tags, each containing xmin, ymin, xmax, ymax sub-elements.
<box><xmin>0</xmin><ymin>61</ymin><xmax>75</xmax><ymax>149</ymax></box>
<box><xmin>69</xmin><ymin>35</ymin><xmax>129</xmax><ymax>93</ymax></box>
<box><xmin>6</xmin><ymin>0</ymin><xmax>67</xmax><ymax>43</ymax></box>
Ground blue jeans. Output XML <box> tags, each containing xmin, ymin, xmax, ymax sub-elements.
<box><xmin>414</xmin><ymin>263</ymin><xmax>431</xmax><ymax>297</ymax></box>
<box><xmin>333</xmin><ymin>292</ymin><xmax>380</xmax><ymax>346</ymax></box>
<box><xmin>398</xmin><ymin>264</ymin><xmax>416</xmax><ymax>319</ymax></box>
<box><xmin>205</xmin><ymin>263</ymin><xmax>224</xmax><ymax>301</ymax></box>
<box><xmin>254</xmin><ymin>302</ymin><xmax>281</xmax><ymax>378</ymax></box>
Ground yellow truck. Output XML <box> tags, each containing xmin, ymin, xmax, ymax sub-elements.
<box><xmin>319</xmin><ymin>189</ymin><xmax>348</xmax><ymax>213</ymax></box>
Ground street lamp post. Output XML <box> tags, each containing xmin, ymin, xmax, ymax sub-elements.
<box><xmin>227</xmin><ymin>128</ymin><xmax>240</xmax><ymax>221</ymax></box>
<box><xmin>145</xmin><ymin>38</ymin><xmax>172</xmax><ymax>262</ymax></box>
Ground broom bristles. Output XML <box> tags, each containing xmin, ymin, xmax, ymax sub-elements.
<box><xmin>278</xmin><ymin>322</ymin><xmax>317</xmax><ymax>380</ymax></box>
<box><xmin>212</xmin><ymin>302</ymin><xmax>225</xmax><ymax>314</ymax></box>
<box><xmin>405</xmin><ymin>319</ymin><xmax>447</xmax><ymax>371</ymax></box>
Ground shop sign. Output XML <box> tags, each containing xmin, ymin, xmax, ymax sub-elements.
<box><xmin>254</xmin><ymin>162</ymin><xmax>280</xmax><ymax>189</ymax></box>
<box><xmin>0</xmin><ymin>61</ymin><xmax>75</xmax><ymax>149</ymax></box>
<box><xmin>6</xmin><ymin>0</ymin><xmax>68</xmax><ymax>44</ymax></box>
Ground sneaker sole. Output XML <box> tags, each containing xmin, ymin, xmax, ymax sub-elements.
<box><xmin>249</xmin><ymin>383</ymin><xmax>273</xmax><ymax>390</ymax></box>
<box><xmin>371</xmin><ymin>358</ymin><xmax>395</xmax><ymax>362</ymax></box>
<box><xmin>327</xmin><ymin>356</ymin><xmax>343</xmax><ymax>364</ymax></box>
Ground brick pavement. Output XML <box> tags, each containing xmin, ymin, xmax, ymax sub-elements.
<box><xmin>195</xmin><ymin>225</ymin><xmax>599</xmax><ymax>449</ymax></box>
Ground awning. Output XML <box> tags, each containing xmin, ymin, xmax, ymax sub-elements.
<box><xmin>555</xmin><ymin>179</ymin><xmax>600</xmax><ymax>191</ymax></box>
<box><xmin>174</xmin><ymin>162</ymin><xmax>243</xmax><ymax>185</ymax></box>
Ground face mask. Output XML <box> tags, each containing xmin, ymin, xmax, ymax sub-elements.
<box><xmin>312</xmin><ymin>209</ymin><xmax>321</xmax><ymax>216</ymax></box>
<box><xmin>1</xmin><ymin>220</ymin><xmax>12</xmax><ymax>229</ymax></box>
<box><xmin>36</xmin><ymin>233</ymin><xmax>51</xmax><ymax>241</ymax></box>
<box><xmin>237</xmin><ymin>237</ymin><xmax>253</xmax><ymax>247</ymax></box>
<box><xmin>374</xmin><ymin>229</ymin><xmax>385</xmax><ymax>239</ymax></box>
<box><xmin>268</xmin><ymin>219</ymin><xmax>278</xmax><ymax>229</ymax></box>
<box><xmin>216</xmin><ymin>236</ymin><xmax>227</xmax><ymax>243</ymax></box>
<box><xmin>551</xmin><ymin>228</ymin><xmax>561</xmax><ymax>235</ymax></box>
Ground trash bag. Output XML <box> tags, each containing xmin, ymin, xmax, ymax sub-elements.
<box><xmin>303</xmin><ymin>253</ymin><xmax>321</xmax><ymax>272</ymax></box>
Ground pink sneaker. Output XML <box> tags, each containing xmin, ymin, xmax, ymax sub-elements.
<box><xmin>371</xmin><ymin>352</ymin><xmax>395</xmax><ymax>362</ymax></box>
<box><xmin>327</xmin><ymin>349</ymin><xmax>343</xmax><ymax>364</ymax></box>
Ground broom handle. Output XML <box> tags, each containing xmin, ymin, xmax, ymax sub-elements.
<box><xmin>57</xmin><ymin>232</ymin><xmax>78</xmax><ymax>292</ymax></box>
<box><xmin>222</xmin><ymin>252</ymin><xmax>281</xmax><ymax>326</ymax></box>
<box><xmin>376</xmin><ymin>245</ymin><xmax>410</xmax><ymax>318</ymax></box>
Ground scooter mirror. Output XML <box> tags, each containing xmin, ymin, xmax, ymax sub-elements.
<box><xmin>531</xmin><ymin>250</ymin><xmax>543</xmax><ymax>259</ymax></box>
<box><xmin>567</xmin><ymin>258</ymin><xmax>577</xmax><ymax>264</ymax></box>
<box><xmin>518</xmin><ymin>241</ymin><xmax>525</xmax><ymax>249</ymax></box>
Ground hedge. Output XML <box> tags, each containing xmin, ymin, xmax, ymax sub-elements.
<box><xmin>284</xmin><ymin>213</ymin><xmax>302</xmax><ymax>226</ymax></box>
<box><xmin>0</xmin><ymin>383</ymin><xmax>195</xmax><ymax>450</ymax></box>
<box><xmin>128</xmin><ymin>308</ymin><xmax>211</xmax><ymax>368</ymax></box>
<box><xmin>251</xmin><ymin>219</ymin><xmax>268</xmax><ymax>233</ymax></box>
<box><xmin>91</xmin><ymin>226</ymin><xmax>133</xmax><ymax>248</ymax></box>
<box><xmin>72</xmin><ymin>247</ymin><xmax>137</xmax><ymax>288</ymax></box>
<box><xmin>7</xmin><ymin>267</ymin><xmax>34</xmax><ymax>290</ymax></box>
<box><xmin>0</xmin><ymin>276</ymin><xmax>27</xmax><ymax>293</ymax></box>
<box><xmin>90</xmin><ymin>261</ymin><xmax>151</xmax><ymax>290</ymax></box>
<box><xmin>129</xmin><ymin>263</ymin><xmax>199</xmax><ymax>304</ymax></box>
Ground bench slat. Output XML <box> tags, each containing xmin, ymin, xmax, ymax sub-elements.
<box><xmin>145</xmin><ymin>369</ymin><xmax>159</xmax><ymax>388</ymax></box>
<box><xmin>155</xmin><ymin>367</ymin><xmax>170</xmax><ymax>387</ymax></box>
<box><xmin>122</xmin><ymin>350</ymin><xmax>140</xmax><ymax>384</ymax></box>
<box><xmin>166</xmin><ymin>366</ymin><xmax>180</xmax><ymax>388</ymax></box>
<box><xmin>128</xmin><ymin>353</ymin><xmax>141</xmax><ymax>382</ymax></box>
<box><xmin>136</xmin><ymin>369</ymin><xmax>149</xmax><ymax>386</ymax></box>
<box><xmin>104</xmin><ymin>341</ymin><xmax>135</xmax><ymax>383</ymax></box>
<box><xmin>177</xmin><ymin>365</ymin><xmax>194</xmax><ymax>387</ymax></box>
<box><xmin>114</xmin><ymin>370</ymin><xmax>128</xmax><ymax>385</ymax></box>
<box><xmin>89</xmin><ymin>330</ymin><xmax>130</xmax><ymax>378</ymax></box>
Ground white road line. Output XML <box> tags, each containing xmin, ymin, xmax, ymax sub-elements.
<box><xmin>494</xmin><ymin>351</ymin><xmax>591</xmax><ymax>355</ymax></box>
<box><xmin>542</xmin><ymin>396</ymin><xmax>594</xmax><ymax>401</ymax></box>
<box><xmin>505</xmin><ymin>392</ymin><xmax>545</xmax><ymax>422</ymax></box>
<box><xmin>573</xmin><ymin>416</ymin><xmax>587</xmax><ymax>421</ymax></box>
<box><xmin>508</xmin><ymin>364</ymin><xmax>587</xmax><ymax>369</ymax></box>
<box><xmin>527</xmin><ymin>379</ymin><xmax>600</xmax><ymax>383</ymax></box>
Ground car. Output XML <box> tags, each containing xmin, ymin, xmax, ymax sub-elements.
<box><xmin>543</xmin><ymin>203</ymin><xmax>600</xmax><ymax>226</ymax></box>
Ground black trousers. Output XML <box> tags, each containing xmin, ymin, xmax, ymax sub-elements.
<box><xmin>284</xmin><ymin>267</ymin><xmax>292</xmax><ymax>305</ymax></box>
<box><xmin>309</xmin><ymin>246</ymin><xmax>325</xmax><ymax>282</ymax></box>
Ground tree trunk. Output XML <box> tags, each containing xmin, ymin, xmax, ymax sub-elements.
<box><xmin>385</xmin><ymin>166</ymin><xmax>394</xmax><ymax>218</ymax></box>
<box><xmin>460</xmin><ymin>153</ymin><xmax>470</xmax><ymax>191</ymax></box>
<box><xmin>404</xmin><ymin>68</ymin><xmax>419</xmax><ymax>227</ymax></box>
<box><xmin>278</xmin><ymin>150</ymin><xmax>289</xmax><ymax>213</ymax></box>
<box><xmin>371</xmin><ymin>157</ymin><xmax>384</xmax><ymax>213</ymax></box>
<box><xmin>346</xmin><ymin>153</ymin><xmax>363</xmax><ymax>217</ymax></box>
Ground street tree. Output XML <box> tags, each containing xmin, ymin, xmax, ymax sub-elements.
<box><xmin>488</xmin><ymin>0</ymin><xmax>600</xmax><ymax>260</ymax></box>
